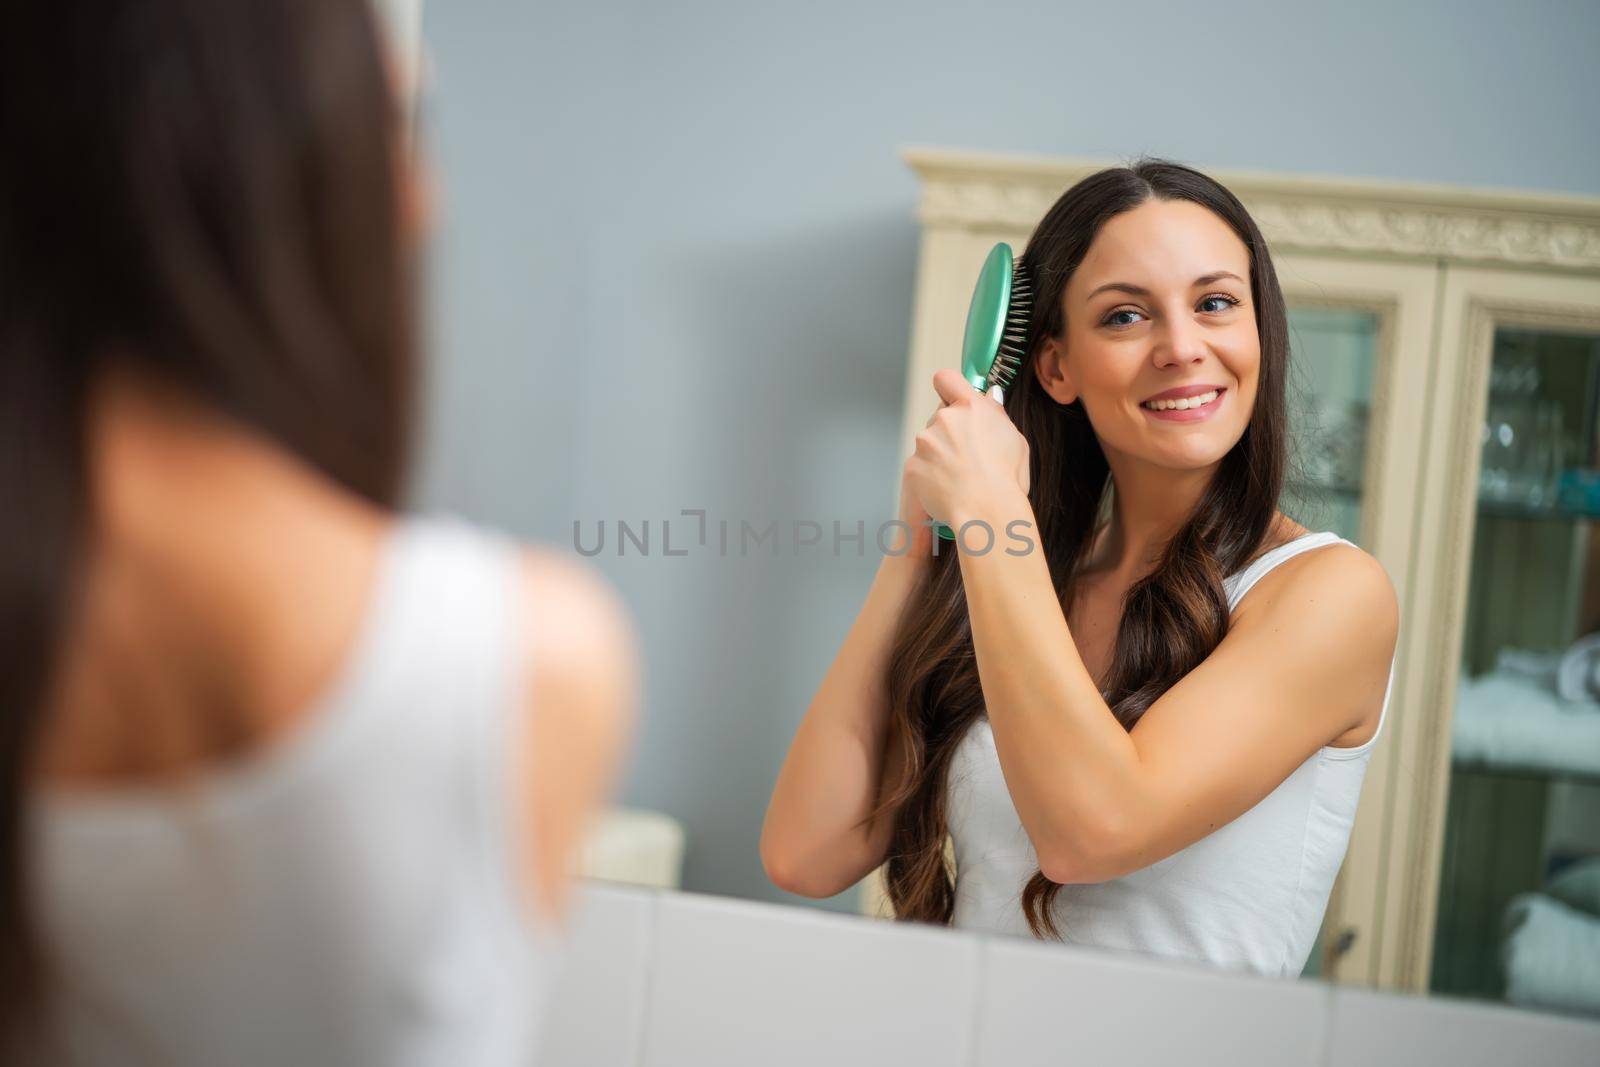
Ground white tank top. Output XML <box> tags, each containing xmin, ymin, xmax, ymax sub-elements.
<box><xmin>947</xmin><ymin>531</ymin><xmax>1396</xmax><ymax>977</ymax></box>
<box><xmin>28</xmin><ymin>514</ymin><xmax>565</xmax><ymax>1066</ymax></box>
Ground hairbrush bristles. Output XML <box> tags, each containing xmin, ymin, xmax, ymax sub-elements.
<box><xmin>985</xmin><ymin>261</ymin><xmax>1032</xmax><ymax>393</ymax></box>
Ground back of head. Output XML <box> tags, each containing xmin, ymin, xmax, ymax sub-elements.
<box><xmin>0</xmin><ymin>0</ymin><xmax>414</xmax><ymax>1044</ymax></box>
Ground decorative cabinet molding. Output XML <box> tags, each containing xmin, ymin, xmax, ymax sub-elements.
<box><xmin>906</xmin><ymin>147</ymin><xmax>1600</xmax><ymax>270</ymax></box>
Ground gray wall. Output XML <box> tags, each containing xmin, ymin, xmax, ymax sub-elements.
<box><xmin>412</xmin><ymin>0</ymin><xmax>1600</xmax><ymax>912</ymax></box>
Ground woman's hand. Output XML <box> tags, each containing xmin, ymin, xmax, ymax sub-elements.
<box><xmin>892</xmin><ymin>469</ymin><xmax>934</xmax><ymax>563</ymax></box>
<box><xmin>887</xmin><ymin>399</ymin><xmax>946</xmax><ymax>563</ymax></box>
<box><xmin>902</xmin><ymin>369</ymin><xmax>1029</xmax><ymax>534</ymax></box>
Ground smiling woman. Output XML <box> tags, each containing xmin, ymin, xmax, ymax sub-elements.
<box><xmin>763</xmin><ymin>157</ymin><xmax>1400</xmax><ymax>980</ymax></box>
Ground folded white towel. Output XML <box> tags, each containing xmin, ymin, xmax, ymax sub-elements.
<box><xmin>1495</xmin><ymin>647</ymin><xmax>1566</xmax><ymax>693</ymax></box>
<box><xmin>1453</xmin><ymin>670</ymin><xmax>1600</xmax><ymax>779</ymax></box>
<box><xmin>1501</xmin><ymin>892</ymin><xmax>1600</xmax><ymax>1016</ymax></box>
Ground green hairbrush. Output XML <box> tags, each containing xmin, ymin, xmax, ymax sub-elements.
<box><xmin>934</xmin><ymin>242</ymin><xmax>1033</xmax><ymax>542</ymax></box>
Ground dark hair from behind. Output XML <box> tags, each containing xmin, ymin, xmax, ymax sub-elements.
<box><xmin>865</xmin><ymin>157</ymin><xmax>1301</xmax><ymax>939</ymax></box>
<box><xmin>0</xmin><ymin>0</ymin><xmax>415</xmax><ymax>1043</ymax></box>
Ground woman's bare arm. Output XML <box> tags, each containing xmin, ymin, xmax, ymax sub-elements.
<box><xmin>761</xmin><ymin>549</ymin><xmax>928</xmax><ymax>899</ymax></box>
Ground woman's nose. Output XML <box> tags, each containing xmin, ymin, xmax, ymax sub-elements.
<box><xmin>1153</xmin><ymin>308</ymin><xmax>1209</xmax><ymax>365</ymax></box>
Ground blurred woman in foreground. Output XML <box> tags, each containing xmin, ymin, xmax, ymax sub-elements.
<box><xmin>0</xmin><ymin>1</ymin><xmax>638</xmax><ymax>1062</ymax></box>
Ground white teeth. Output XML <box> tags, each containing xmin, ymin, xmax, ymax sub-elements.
<box><xmin>1143</xmin><ymin>389</ymin><xmax>1220</xmax><ymax>411</ymax></box>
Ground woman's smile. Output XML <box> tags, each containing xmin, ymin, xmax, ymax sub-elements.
<box><xmin>1140</xmin><ymin>386</ymin><xmax>1226</xmax><ymax>422</ymax></box>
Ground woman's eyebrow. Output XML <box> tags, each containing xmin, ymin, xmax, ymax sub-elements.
<box><xmin>1085</xmin><ymin>271</ymin><xmax>1245</xmax><ymax>300</ymax></box>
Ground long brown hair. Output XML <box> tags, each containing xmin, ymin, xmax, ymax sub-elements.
<box><xmin>869</xmin><ymin>158</ymin><xmax>1298</xmax><ymax>939</ymax></box>
<box><xmin>0</xmin><ymin>0</ymin><xmax>414</xmax><ymax>1040</ymax></box>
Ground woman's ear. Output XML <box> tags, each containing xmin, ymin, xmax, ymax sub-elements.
<box><xmin>1033</xmin><ymin>334</ymin><xmax>1078</xmax><ymax>406</ymax></box>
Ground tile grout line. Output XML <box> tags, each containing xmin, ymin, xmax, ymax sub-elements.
<box><xmin>1318</xmin><ymin>980</ymin><xmax>1337</xmax><ymax>1067</ymax></box>
<box><xmin>963</xmin><ymin>937</ymin><xmax>990</xmax><ymax>1067</ymax></box>
<box><xmin>629</xmin><ymin>888</ymin><xmax>663</xmax><ymax>1067</ymax></box>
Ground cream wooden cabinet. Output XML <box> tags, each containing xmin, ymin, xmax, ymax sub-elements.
<box><xmin>865</xmin><ymin>148</ymin><xmax>1600</xmax><ymax>1012</ymax></box>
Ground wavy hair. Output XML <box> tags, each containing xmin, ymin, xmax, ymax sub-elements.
<box><xmin>867</xmin><ymin>157</ymin><xmax>1302</xmax><ymax>939</ymax></box>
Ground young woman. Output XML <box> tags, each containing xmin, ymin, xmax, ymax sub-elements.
<box><xmin>1</xmin><ymin>1</ymin><xmax>637</xmax><ymax>1062</ymax></box>
<box><xmin>763</xmin><ymin>159</ymin><xmax>1399</xmax><ymax>978</ymax></box>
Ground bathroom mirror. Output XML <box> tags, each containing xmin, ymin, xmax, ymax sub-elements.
<box><xmin>410</xmin><ymin>2</ymin><xmax>1600</xmax><ymax>1033</ymax></box>
<box><xmin>557</xmin><ymin>156</ymin><xmax>1600</xmax><ymax>1027</ymax></box>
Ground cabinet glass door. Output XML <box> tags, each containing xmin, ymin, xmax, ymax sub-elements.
<box><xmin>1282</xmin><ymin>306</ymin><xmax>1379</xmax><ymax>547</ymax></box>
<box><xmin>1430</xmin><ymin>325</ymin><xmax>1600</xmax><ymax>1019</ymax></box>
<box><xmin>1280</xmin><ymin>305</ymin><xmax>1382</xmax><ymax>979</ymax></box>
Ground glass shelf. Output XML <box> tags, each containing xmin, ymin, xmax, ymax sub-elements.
<box><xmin>1287</xmin><ymin>478</ymin><xmax>1362</xmax><ymax>501</ymax></box>
<box><xmin>1476</xmin><ymin>496</ymin><xmax>1600</xmax><ymax>523</ymax></box>
<box><xmin>1293</xmin><ymin>479</ymin><xmax>1600</xmax><ymax>521</ymax></box>
<box><xmin>1449</xmin><ymin>760</ymin><xmax>1600</xmax><ymax>788</ymax></box>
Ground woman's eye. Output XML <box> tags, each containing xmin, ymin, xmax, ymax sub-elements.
<box><xmin>1100</xmin><ymin>294</ymin><xmax>1240</xmax><ymax>329</ymax></box>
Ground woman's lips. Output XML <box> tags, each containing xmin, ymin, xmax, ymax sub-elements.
<box><xmin>1141</xmin><ymin>388</ymin><xmax>1226</xmax><ymax>422</ymax></box>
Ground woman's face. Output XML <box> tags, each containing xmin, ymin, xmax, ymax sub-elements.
<box><xmin>1035</xmin><ymin>198</ymin><xmax>1260</xmax><ymax>474</ymax></box>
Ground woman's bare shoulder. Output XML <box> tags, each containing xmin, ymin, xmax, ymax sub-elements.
<box><xmin>1237</xmin><ymin>533</ymin><xmax>1395</xmax><ymax>638</ymax></box>
<box><xmin>507</xmin><ymin>546</ymin><xmax>639</xmax><ymax>925</ymax></box>
<box><xmin>516</xmin><ymin>548</ymin><xmax>635</xmax><ymax>667</ymax></box>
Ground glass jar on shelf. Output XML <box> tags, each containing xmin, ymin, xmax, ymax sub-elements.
<box><xmin>1479</xmin><ymin>347</ymin><xmax>1560</xmax><ymax>507</ymax></box>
